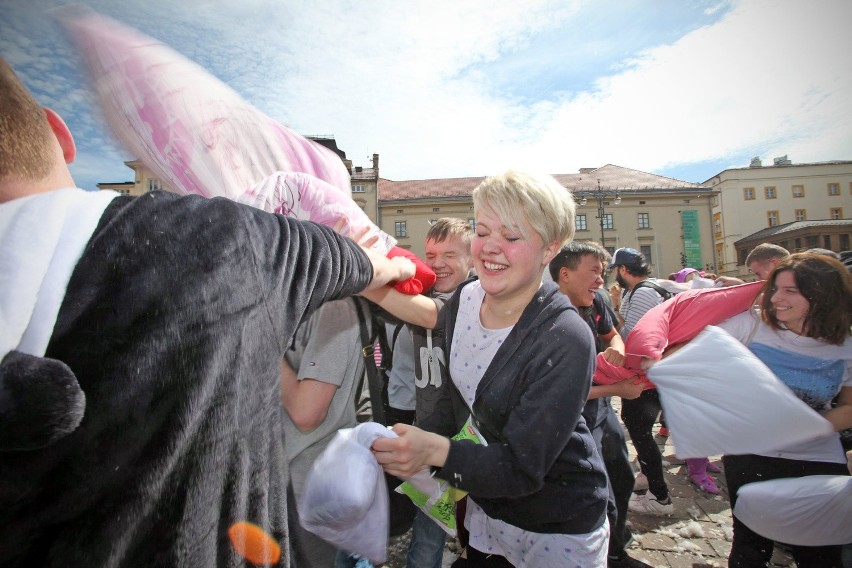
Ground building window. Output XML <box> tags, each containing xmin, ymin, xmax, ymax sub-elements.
<box><xmin>767</xmin><ymin>211</ymin><xmax>779</xmax><ymax>227</ymax></box>
<box><xmin>576</xmin><ymin>214</ymin><xmax>588</xmax><ymax>231</ymax></box>
<box><xmin>794</xmin><ymin>238</ymin><xmax>802</xmax><ymax>250</ymax></box>
<box><xmin>830</xmin><ymin>207</ymin><xmax>843</xmax><ymax>220</ymax></box>
<box><xmin>396</xmin><ymin>209</ymin><xmax>404</xmax><ymax>214</ymax></box>
<box><xmin>352</xmin><ymin>184</ymin><xmax>366</xmax><ymax>193</ymax></box>
<box><xmin>640</xmin><ymin>245</ymin><xmax>653</xmax><ymax>265</ymax></box>
<box><xmin>765</xmin><ymin>186</ymin><xmax>777</xmax><ymax>199</ymax></box>
<box><xmin>806</xmin><ymin>236</ymin><xmax>819</xmax><ymax>248</ymax></box>
<box><xmin>147</xmin><ymin>178</ymin><xmax>161</xmax><ymax>192</ymax></box>
<box><xmin>743</xmin><ymin>187</ymin><xmax>755</xmax><ymax>200</ymax></box>
<box><xmin>638</xmin><ymin>212</ymin><xmax>650</xmax><ymax>229</ymax></box>
<box><xmin>795</xmin><ymin>209</ymin><xmax>806</xmax><ymax>222</ymax></box>
<box><xmin>432</xmin><ymin>207</ymin><xmax>440</xmax><ymax>212</ymax></box>
<box><xmin>602</xmin><ymin>213</ymin><xmax>613</xmax><ymax>230</ymax></box>
<box><xmin>394</xmin><ymin>221</ymin><xmax>407</xmax><ymax>238</ymax></box>
<box><xmin>841</xmin><ymin>234</ymin><xmax>850</xmax><ymax>250</ymax></box>
<box><xmin>468</xmin><ymin>218</ymin><xmax>476</xmax><ymax>231</ymax></box>
<box><xmin>823</xmin><ymin>235</ymin><xmax>832</xmax><ymax>249</ymax></box>
<box><xmin>792</xmin><ymin>185</ymin><xmax>804</xmax><ymax>198</ymax></box>
<box><xmin>828</xmin><ymin>183</ymin><xmax>840</xmax><ymax>196</ymax></box>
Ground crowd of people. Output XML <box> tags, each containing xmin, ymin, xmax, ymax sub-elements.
<box><xmin>2</xmin><ymin>55</ymin><xmax>851</xmax><ymax>568</ymax></box>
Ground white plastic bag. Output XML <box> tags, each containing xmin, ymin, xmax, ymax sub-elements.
<box><xmin>298</xmin><ymin>422</ymin><xmax>396</xmax><ymax>563</ymax></box>
<box><xmin>735</xmin><ymin>475</ymin><xmax>852</xmax><ymax>546</ymax></box>
<box><xmin>647</xmin><ymin>326</ymin><xmax>834</xmax><ymax>458</ymax></box>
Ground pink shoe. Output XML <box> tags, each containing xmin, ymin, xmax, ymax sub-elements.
<box><xmin>689</xmin><ymin>473</ymin><xmax>720</xmax><ymax>494</ymax></box>
<box><xmin>706</xmin><ymin>462</ymin><xmax>721</xmax><ymax>474</ymax></box>
<box><xmin>686</xmin><ymin>458</ymin><xmax>721</xmax><ymax>495</ymax></box>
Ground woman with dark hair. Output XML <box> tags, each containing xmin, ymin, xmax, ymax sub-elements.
<box><xmin>718</xmin><ymin>253</ymin><xmax>852</xmax><ymax>568</ymax></box>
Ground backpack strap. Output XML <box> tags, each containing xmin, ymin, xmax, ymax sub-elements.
<box><xmin>353</xmin><ymin>298</ymin><xmax>387</xmax><ymax>425</ymax></box>
<box><xmin>627</xmin><ymin>279</ymin><xmax>672</xmax><ymax>303</ymax></box>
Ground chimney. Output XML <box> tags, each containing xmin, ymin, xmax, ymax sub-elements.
<box><xmin>749</xmin><ymin>157</ymin><xmax>762</xmax><ymax>167</ymax></box>
<box><xmin>372</xmin><ymin>153</ymin><xmax>379</xmax><ymax>173</ymax></box>
<box><xmin>773</xmin><ymin>155</ymin><xmax>792</xmax><ymax>166</ymax></box>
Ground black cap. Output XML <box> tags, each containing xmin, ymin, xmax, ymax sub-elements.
<box><xmin>607</xmin><ymin>247</ymin><xmax>646</xmax><ymax>269</ymax></box>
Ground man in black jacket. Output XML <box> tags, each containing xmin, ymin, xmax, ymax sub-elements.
<box><xmin>0</xmin><ymin>58</ymin><xmax>413</xmax><ymax>567</ymax></box>
<box><xmin>550</xmin><ymin>242</ymin><xmax>649</xmax><ymax>568</ymax></box>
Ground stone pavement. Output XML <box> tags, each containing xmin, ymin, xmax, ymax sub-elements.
<box><xmin>618</xmin><ymin>424</ymin><xmax>794</xmax><ymax>567</ymax></box>
<box><xmin>380</xmin><ymin>401</ymin><xmax>798</xmax><ymax>568</ymax></box>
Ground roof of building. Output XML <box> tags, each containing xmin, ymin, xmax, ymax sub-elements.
<box><xmin>734</xmin><ymin>218</ymin><xmax>852</xmax><ymax>245</ymax></box>
<box><xmin>306</xmin><ymin>135</ymin><xmax>347</xmax><ymax>160</ymax></box>
<box><xmin>378</xmin><ymin>164</ymin><xmax>707</xmax><ymax>201</ymax></box>
<box><xmin>351</xmin><ymin>167</ymin><xmax>379</xmax><ymax>181</ymax></box>
<box><xmin>703</xmin><ymin>159</ymin><xmax>852</xmax><ymax>183</ymax></box>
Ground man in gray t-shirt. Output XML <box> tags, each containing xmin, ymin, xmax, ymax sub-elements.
<box><xmin>280</xmin><ymin>298</ymin><xmax>367</xmax><ymax>567</ymax></box>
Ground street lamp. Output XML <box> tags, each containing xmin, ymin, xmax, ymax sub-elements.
<box><xmin>578</xmin><ymin>180</ymin><xmax>621</xmax><ymax>249</ymax></box>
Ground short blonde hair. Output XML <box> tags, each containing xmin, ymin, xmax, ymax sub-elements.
<box><xmin>472</xmin><ymin>170</ymin><xmax>575</xmax><ymax>247</ymax></box>
<box><xmin>0</xmin><ymin>59</ymin><xmax>55</xmax><ymax>183</ymax></box>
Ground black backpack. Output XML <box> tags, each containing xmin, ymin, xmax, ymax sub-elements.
<box><xmin>351</xmin><ymin>298</ymin><xmax>418</xmax><ymax>537</ymax></box>
<box><xmin>352</xmin><ymin>298</ymin><xmax>403</xmax><ymax>426</ymax></box>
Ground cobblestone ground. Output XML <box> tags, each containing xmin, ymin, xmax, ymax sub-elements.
<box><xmin>377</xmin><ymin>398</ymin><xmax>798</xmax><ymax>568</ymax></box>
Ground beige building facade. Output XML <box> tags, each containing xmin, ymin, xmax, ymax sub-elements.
<box><xmin>378</xmin><ymin>165</ymin><xmax>718</xmax><ymax>280</ymax></box>
<box><xmin>97</xmin><ymin>160</ymin><xmax>164</xmax><ymax>196</ymax></box>
<box><xmin>705</xmin><ymin>157</ymin><xmax>852</xmax><ymax>278</ymax></box>
<box><xmin>99</xmin><ymin>145</ymin><xmax>851</xmax><ymax>281</ymax></box>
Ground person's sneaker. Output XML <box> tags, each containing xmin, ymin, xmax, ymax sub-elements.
<box><xmin>633</xmin><ymin>472</ymin><xmax>649</xmax><ymax>491</ymax></box>
<box><xmin>628</xmin><ymin>491</ymin><xmax>674</xmax><ymax>516</ymax></box>
<box><xmin>608</xmin><ymin>553</ymin><xmax>653</xmax><ymax>568</ymax></box>
<box><xmin>657</xmin><ymin>426</ymin><xmax>670</xmax><ymax>437</ymax></box>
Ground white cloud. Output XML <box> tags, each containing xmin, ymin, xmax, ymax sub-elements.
<box><xmin>238</xmin><ymin>0</ymin><xmax>851</xmax><ymax>180</ymax></box>
<box><xmin>3</xmin><ymin>0</ymin><xmax>849</xmax><ymax>189</ymax></box>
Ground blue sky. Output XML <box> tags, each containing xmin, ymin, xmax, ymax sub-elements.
<box><xmin>2</xmin><ymin>0</ymin><xmax>850</xmax><ymax>191</ymax></box>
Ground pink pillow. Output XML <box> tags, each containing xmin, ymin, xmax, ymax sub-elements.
<box><xmin>593</xmin><ymin>281</ymin><xmax>764</xmax><ymax>387</ymax></box>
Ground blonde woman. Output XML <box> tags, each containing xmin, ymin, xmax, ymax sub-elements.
<box><xmin>366</xmin><ymin>171</ymin><xmax>609</xmax><ymax>567</ymax></box>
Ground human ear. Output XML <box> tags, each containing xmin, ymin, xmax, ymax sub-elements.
<box><xmin>44</xmin><ymin>108</ymin><xmax>76</xmax><ymax>164</ymax></box>
<box><xmin>542</xmin><ymin>241</ymin><xmax>560</xmax><ymax>265</ymax></box>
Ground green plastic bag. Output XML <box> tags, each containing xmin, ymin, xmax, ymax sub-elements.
<box><xmin>395</xmin><ymin>418</ymin><xmax>485</xmax><ymax>536</ymax></box>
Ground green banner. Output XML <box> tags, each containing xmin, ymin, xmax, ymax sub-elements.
<box><xmin>681</xmin><ymin>210</ymin><xmax>702</xmax><ymax>269</ymax></box>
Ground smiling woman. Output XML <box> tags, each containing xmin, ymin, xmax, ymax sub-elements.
<box><xmin>717</xmin><ymin>252</ymin><xmax>852</xmax><ymax>567</ymax></box>
<box><xmin>367</xmin><ymin>170</ymin><xmax>612</xmax><ymax>567</ymax></box>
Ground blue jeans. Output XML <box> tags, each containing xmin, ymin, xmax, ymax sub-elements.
<box><xmin>334</xmin><ymin>550</ymin><xmax>374</xmax><ymax>568</ymax></box>
<box><xmin>406</xmin><ymin>508</ymin><xmax>448</xmax><ymax>568</ymax></box>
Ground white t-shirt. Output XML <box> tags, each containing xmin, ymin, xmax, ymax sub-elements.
<box><xmin>719</xmin><ymin>310</ymin><xmax>852</xmax><ymax>463</ymax></box>
<box><xmin>449</xmin><ymin>281</ymin><xmax>608</xmax><ymax>567</ymax></box>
